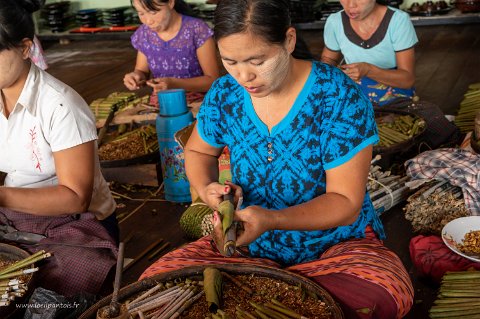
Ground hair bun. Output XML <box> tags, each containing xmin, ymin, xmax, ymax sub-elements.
<box><xmin>20</xmin><ymin>0</ymin><xmax>45</xmax><ymax>13</ymax></box>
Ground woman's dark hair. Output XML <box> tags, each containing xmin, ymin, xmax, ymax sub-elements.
<box><xmin>132</xmin><ymin>0</ymin><xmax>196</xmax><ymax>17</ymax></box>
<box><xmin>0</xmin><ymin>0</ymin><xmax>44</xmax><ymax>50</ymax></box>
<box><xmin>214</xmin><ymin>0</ymin><xmax>291</xmax><ymax>44</ymax></box>
<box><xmin>214</xmin><ymin>0</ymin><xmax>313</xmax><ymax>60</ymax></box>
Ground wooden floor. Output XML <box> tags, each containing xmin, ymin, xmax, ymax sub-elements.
<box><xmin>40</xmin><ymin>23</ymin><xmax>480</xmax><ymax>319</ymax></box>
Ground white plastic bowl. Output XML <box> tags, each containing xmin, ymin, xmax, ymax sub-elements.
<box><xmin>442</xmin><ymin>216</ymin><xmax>480</xmax><ymax>263</ymax></box>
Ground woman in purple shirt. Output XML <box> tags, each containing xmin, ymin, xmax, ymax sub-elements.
<box><xmin>123</xmin><ymin>0</ymin><xmax>219</xmax><ymax>95</ymax></box>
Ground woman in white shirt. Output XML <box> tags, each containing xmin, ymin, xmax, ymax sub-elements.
<box><xmin>0</xmin><ymin>0</ymin><xmax>118</xmax><ymax>297</ymax></box>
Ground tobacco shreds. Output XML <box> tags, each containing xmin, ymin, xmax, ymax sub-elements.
<box><xmin>458</xmin><ymin>230</ymin><xmax>480</xmax><ymax>255</ymax></box>
<box><xmin>182</xmin><ymin>275</ymin><xmax>333</xmax><ymax>319</ymax></box>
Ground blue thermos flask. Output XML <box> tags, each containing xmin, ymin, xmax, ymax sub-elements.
<box><xmin>156</xmin><ymin>89</ymin><xmax>194</xmax><ymax>203</ymax></box>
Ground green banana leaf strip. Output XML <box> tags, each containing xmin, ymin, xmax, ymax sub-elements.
<box><xmin>204</xmin><ymin>267</ymin><xmax>223</xmax><ymax>313</ymax></box>
<box><xmin>218</xmin><ymin>200</ymin><xmax>234</xmax><ymax>235</ymax></box>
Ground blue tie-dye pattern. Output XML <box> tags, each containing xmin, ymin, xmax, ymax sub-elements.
<box><xmin>196</xmin><ymin>61</ymin><xmax>385</xmax><ymax>266</ymax></box>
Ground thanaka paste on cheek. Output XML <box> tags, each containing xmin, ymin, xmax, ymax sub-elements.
<box><xmin>257</xmin><ymin>48</ymin><xmax>290</xmax><ymax>92</ymax></box>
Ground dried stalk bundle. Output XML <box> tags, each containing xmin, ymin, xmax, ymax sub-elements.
<box><xmin>376</xmin><ymin>114</ymin><xmax>425</xmax><ymax>147</ymax></box>
<box><xmin>429</xmin><ymin>270</ymin><xmax>480</xmax><ymax>318</ymax></box>
<box><xmin>98</xmin><ymin>125</ymin><xmax>158</xmax><ymax>161</ymax></box>
<box><xmin>454</xmin><ymin>83</ymin><xmax>480</xmax><ymax>133</ymax></box>
<box><xmin>367</xmin><ymin>163</ymin><xmax>412</xmax><ymax>216</ymax></box>
<box><xmin>126</xmin><ymin>279</ymin><xmax>202</xmax><ymax>319</ymax></box>
<box><xmin>0</xmin><ymin>250</ymin><xmax>51</xmax><ymax>307</ymax></box>
<box><xmin>404</xmin><ymin>181</ymin><xmax>469</xmax><ymax>235</ymax></box>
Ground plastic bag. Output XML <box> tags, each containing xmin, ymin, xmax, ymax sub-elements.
<box><xmin>23</xmin><ymin>287</ymin><xmax>97</xmax><ymax>319</ymax></box>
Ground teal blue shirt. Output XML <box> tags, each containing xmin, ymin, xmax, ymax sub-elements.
<box><xmin>197</xmin><ymin>61</ymin><xmax>385</xmax><ymax>266</ymax></box>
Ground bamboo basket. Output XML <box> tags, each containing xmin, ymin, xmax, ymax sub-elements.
<box><xmin>79</xmin><ymin>263</ymin><xmax>344</xmax><ymax>319</ymax></box>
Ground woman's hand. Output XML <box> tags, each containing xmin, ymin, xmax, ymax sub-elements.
<box><xmin>341</xmin><ymin>62</ymin><xmax>371</xmax><ymax>82</ymax></box>
<box><xmin>146</xmin><ymin>78</ymin><xmax>172</xmax><ymax>93</ymax></box>
<box><xmin>123</xmin><ymin>70</ymin><xmax>146</xmax><ymax>90</ymax></box>
<box><xmin>203</xmin><ymin>180</ymin><xmax>243</xmax><ymax>211</ymax></box>
<box><xmin>235</xmin><ymin>205</ymin><xmax>273</xmax><ymax>247</ymax></box>
<box><xmin>208</xmin><ymin>181</ymin><xmax>243</xmax><ymax>255</ymax></box>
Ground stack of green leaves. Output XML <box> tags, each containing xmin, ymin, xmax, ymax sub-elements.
<box><xmin>454</xmin><ymin>83</ymin><xmax>480</xmax><ymax>133</ymax></box>
<box><xmin>429</xmin><ymin>270</ymin><xmax>480</xmax><ymax>318</ymax></box>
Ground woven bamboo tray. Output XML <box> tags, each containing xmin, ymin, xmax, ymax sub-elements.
<box><xmin>79</xmin><ymin>263</ymin><xmax>344</xmax><ymax>319</ymax></box>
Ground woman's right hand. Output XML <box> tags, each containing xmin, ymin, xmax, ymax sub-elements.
<box><xmin>206</xmin><ymin>181</ymin><xmax>243</xmax><ymax>256</ymax></box>
<box><xmin>340</xmin><ymin>63</ymin><xmax>371</xmax><ymax>82</ymax></box>
<box><xmin>203</xmin><ymin>180</ymin><xmax>243</xmax><ymax>211</ymax></box>
<box><xmin>123</xmin><ymin>71</ymin><xmax>146</xmax><ymax>90</ymax></box>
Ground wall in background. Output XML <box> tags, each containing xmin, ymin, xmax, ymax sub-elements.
<box><xmin>43</xmin><ymin>0</ymin><xmax>418</xmax><ymax>11</ymax></box>
<box><xmin>45</xmin><ymin>0</ymin><xmax>132</xmax><ymax>11</ymax></box>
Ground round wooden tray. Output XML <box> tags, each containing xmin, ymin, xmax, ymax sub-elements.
<box><xmin>79</xmin><ymin>263</ymin><xmax>344</xmax><ymax>319</ymax></box>
<box><xmin>373</xmin><ymin>108</ymin><xmax>427</xmax><ymax>156</ymax></box>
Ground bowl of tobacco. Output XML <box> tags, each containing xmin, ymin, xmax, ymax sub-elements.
<box><xmin>80</xmin><ymin>263</ymin><xmax>344</xmax><ymax>319</ymax></box>
<box><xmin>442</xmin><ymin>216</ymin><xmax>480</xmax><ymax>263</ymax></box>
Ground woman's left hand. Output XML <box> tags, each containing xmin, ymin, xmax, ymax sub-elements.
<box><xmin>234</xmin><ymin>205</ymin><xmax>273</xmax><ymax>247</ymax></box>
<box><xmin>341</xmin><ymin>63</ymin><xmax>371</xmax><ymax>82</ymax></box>
<box><xmin>146</xmin><ymin>78</ymin><xmax>171</xmax><ymax>93</ymax></box>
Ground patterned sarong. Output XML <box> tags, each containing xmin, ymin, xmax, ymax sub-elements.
<box><xmin>358</xmin><ymin>75</ymin><xmax>415</xmax><ymax>107</ymax></box>
<box><xmin>141</xmin><ymin>227</ymin><xmax>413</xmax><ymax>319</ymax></box>
<box><xmin>0</xmin><ymin>208</ymin><xmax>118</xmax><ymax>297</ymax></box>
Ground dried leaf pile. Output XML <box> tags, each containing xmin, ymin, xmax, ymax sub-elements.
<box><xmin>404</xmin><ymin>181</ymin><xmax>469</xmax><ymax>234</ymax></box>
<box><xmin>99</xmin><ymin>125</ymin><xmax>158</xmax><ymax>161</ymax></box>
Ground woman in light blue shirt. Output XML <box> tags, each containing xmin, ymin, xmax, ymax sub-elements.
<box><xmin>321</xmin><ymin>0</ymin><xmax>418</xmax><ymax>106</ymax></box>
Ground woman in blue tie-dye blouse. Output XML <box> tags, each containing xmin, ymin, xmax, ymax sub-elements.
<box><xmin>141</xmin><ymin>1</ymin><xmax>414</xmax><ymax>318</ymax></box>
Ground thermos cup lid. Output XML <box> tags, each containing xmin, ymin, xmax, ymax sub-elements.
<box><xmin>157</xmin><ymin>89</ymin><xmax>188</xmax><ymax>116</ymax></box>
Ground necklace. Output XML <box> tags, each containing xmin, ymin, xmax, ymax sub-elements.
<box><xmin>266</xmin><ymin>96</ymin><xmax>271</xmax><ymax>133</ymax></box>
